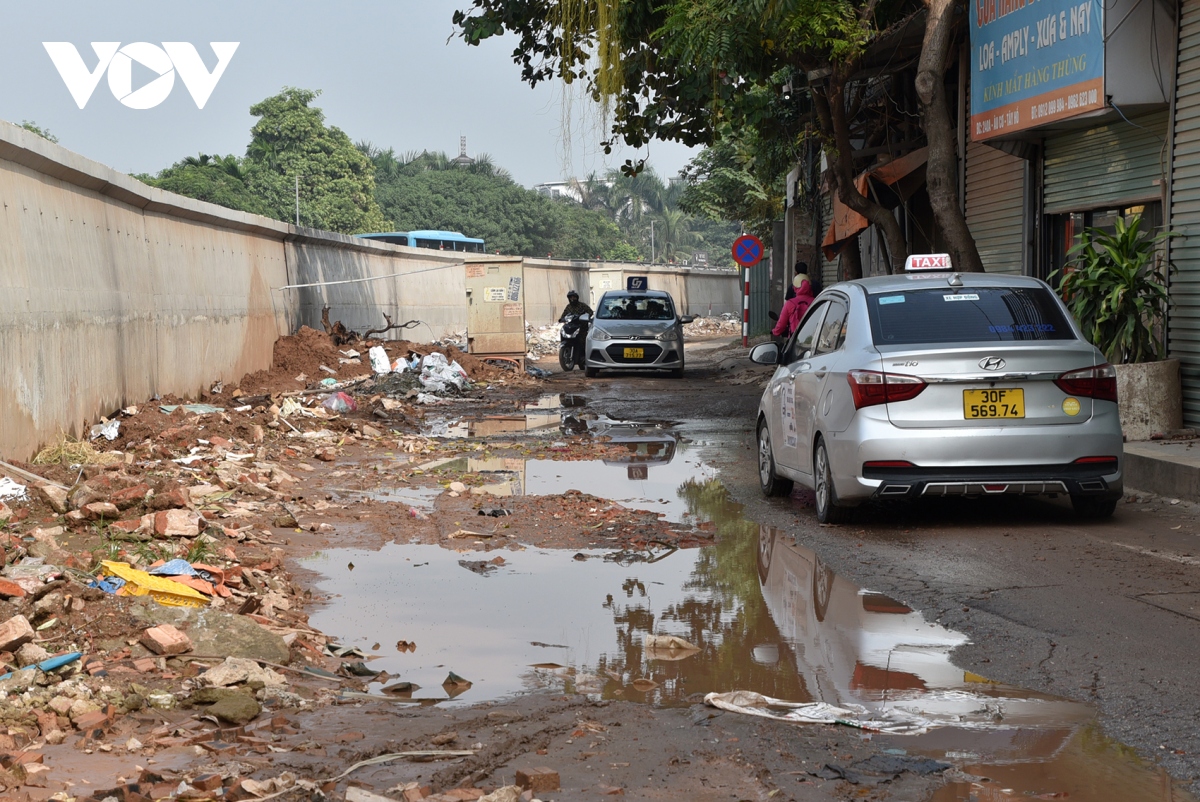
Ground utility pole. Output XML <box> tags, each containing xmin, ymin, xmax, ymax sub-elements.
<box><xmin>650</xmin><ymin>220</ymin><xmax>656</xmax><ymax>264</ymax></box>
<box><xmin>295</xmin><ymin>175</ymin><xmax>300</xmax><ymax>226</ymax></box>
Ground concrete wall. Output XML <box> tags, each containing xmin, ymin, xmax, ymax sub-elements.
<box><xmin>0</xmin><ymin>119</ymin><xmax>739</xmax><ymax>459</ymax></box>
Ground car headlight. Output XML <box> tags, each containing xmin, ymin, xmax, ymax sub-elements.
<box><xmin>591</xmin><ymin>328</ymin><xmax>611</xmax><ymax>341</ymax></box>
<box><xmin>654</xmin><ymin>329</ymin><xmax>676</xmax><ymax>340</ymax></box>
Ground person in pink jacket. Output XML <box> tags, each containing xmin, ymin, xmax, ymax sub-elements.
<box><xmin>772</xmin><ymin>274</ymin><xmax>815</xmax><ymax>338</ymax></box>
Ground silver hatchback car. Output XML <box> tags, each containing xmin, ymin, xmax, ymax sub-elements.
<box><xmin>750</xmin><ymin>263</ymin><xmax>1123</xmax><ymax>523</ymax></box>
<box><xmin>585</xmin><ymin>290</ymin><xmax>694</xmax><ymax>378</ymax></box>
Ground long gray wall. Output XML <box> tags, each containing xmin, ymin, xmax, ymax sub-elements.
<box><xmin>0</xmin><ymin>119</ymin><xmax>739</xmax><ymax>459</ymax></box>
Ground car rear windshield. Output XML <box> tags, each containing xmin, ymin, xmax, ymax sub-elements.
<box><xmin>866</xmin><ymin>286</ymin><xmax>1076</xmax><ymax>345</ymax></box>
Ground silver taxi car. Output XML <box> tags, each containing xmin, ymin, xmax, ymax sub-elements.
<box><xmin>750</xmin><ymin>256</ymin><xmax>1123</xmax><ymax>523</ymax></box>
<box><xmin>584</xmin><ymin>290</ymin><xmax>694</xmax><ymax>378</ymax></box>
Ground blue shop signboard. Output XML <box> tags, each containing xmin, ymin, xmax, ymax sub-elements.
<box><xmin>970</xmin><ymin>0</ymin><xmax>1104</xmax><ymax>141</ymax></box>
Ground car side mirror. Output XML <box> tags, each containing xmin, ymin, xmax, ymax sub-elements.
<box><xmin>749</xmin><ymin>343</ymin><xmax>779</xmax><ymax>365</ymax></box>
<box><xmin>679</xmin><ymin>315</ymin><xmax>695</xmax><ymax>324</ymax></box>
<box><xmin>580</xmin><ymin>313</ymin><xmax>591</xmax><ymax>322</ymax></box>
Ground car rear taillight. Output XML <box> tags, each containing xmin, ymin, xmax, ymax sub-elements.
<box><xmin>847</xmin><ymin>370</ymin><xmax>927</xmax><ymax>409</ymax></box>
<box><xmin>1073</xmin><ymin>456</ymin><xmax>1119</xmax><ymax>470</ymax></box>
<box><xmin>1055</xmin><ymin>364</ymin><xmax>1118</xmax><ymax>402</ymax></box>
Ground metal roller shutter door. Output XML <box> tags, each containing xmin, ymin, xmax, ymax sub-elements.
<box><xmin>819</xmin><ymin>195</ymin><xmax>838</xmax><ymax>287</ymax></box>
<box><xmin>1171</xmin><ymin>0</ymin><xmax>1200</xmax><ymax>426</ymax></box>
<box><xmin>965</xmin><ymin>142</ymin><xmax>1026</xmax><ymax>274</ymax></box>
<box><xmin>1044</xmin><ymin>111</ymin><xmax>1168</xmax><ymax>214</ymax></box>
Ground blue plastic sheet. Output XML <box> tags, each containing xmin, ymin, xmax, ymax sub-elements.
<box><xmin>147</xmin><ymin>559</ymin><xmax>198</xmax><ymax>577</ymax></box>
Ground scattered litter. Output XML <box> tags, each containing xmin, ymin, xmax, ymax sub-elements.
<box><xmin>322</xmin><ymin>392</ymin><xmax>358</xmax><ymax>414</ymax></box>
<box><xmin>369</xmin><ymin>345</ymin><xmax>393</xmax><ymax>375</ymax></box>
<box><xmin>704</xmin><ymin>690</ymin><xmax>934</xmax><ymax>734</ymax></box>
<box><xmin>0</xmin><ymin>477</ymin><xmax>27</xmax><ymax>501</ymax></box>
<box><xmin>526</xmin><ymin>365</ymin><xmax>552</xmax><ymax>379</ymax></box>
<box><xmin>478</xmin><ymin>508</ymin><xmax>512</xmax><ymax>517</ymax></box>
<box><xmin>98</xmin><ymin>561</ymin><xmax>210</xmax><ymax>608</ymax></box>
<box><xmin>159</xmin><ymin>404</ymin><xmax>224</xmax><ymax>415</ymax></box>
<box><xmin>0</xmin><ymin>651</ymin><xmax>81</xmax><ymax>682</ymax></box>
<box><xmin>416</xmin><ymin>392</ymin><xmax>448</xmax><ymax>405</ymax></box>
<box><xmin>320</xmin><ymin>377</ymin><xmax>339</xmax><ymax>387</ymax></box>
<box><xmin>90</xmin><ymin>419</ymin><xmax>121</xmax><ymax>441</ymax></box>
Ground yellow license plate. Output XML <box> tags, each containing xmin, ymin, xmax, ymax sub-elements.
<box><xmin>623</xmin><ymin>347</ymin><xmax>644</xmax><ymax>359</ymax></box>
<box><xmin>964</xmin><ymin>388</ymin><xmax>1025</xmax><ymax>419</ymax></box>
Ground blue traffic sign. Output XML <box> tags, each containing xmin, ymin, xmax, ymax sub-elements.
<box><xmin>626</xmin><ymin>275</ymin><xmax>648</xmax><ymax>291</ymax></box>
<box><xmin>732</xmin><ymin>235</ymin><xmax>764</xmax><ymax>267</ymax></box>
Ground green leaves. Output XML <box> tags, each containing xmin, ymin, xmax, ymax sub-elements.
<box><xmin>1052</xmin><ymin>214</ymin><xmax>1175</xmax><ymax>364</ymax></box>
<box><xmin>243</xmin><ymin>87</ymin><xmax>388</xmax><ymax>234</ymax></box>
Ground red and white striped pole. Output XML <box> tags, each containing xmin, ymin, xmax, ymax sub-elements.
<box><xmin>742</xmin><ymin>265</ymin><xmax>751</xmax><ymax>347</ymax></box>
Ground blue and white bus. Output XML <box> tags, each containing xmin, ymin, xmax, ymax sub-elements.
<box><xmin>358</xmin><ymin>230</ymin><xmax>485</xmax><ymax>253</ymax></box>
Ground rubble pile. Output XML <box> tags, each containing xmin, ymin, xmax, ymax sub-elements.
<box><xmin>524</xmin><ymin>323</ymin><xmax>563</xmax><ymax>361</ymax></box>
<box><xmin>684</xmin><ymin>313</ymin><xmax>742</xmax><ymax>336</ymax></box>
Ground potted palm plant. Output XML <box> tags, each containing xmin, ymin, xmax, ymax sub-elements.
<box><xmin>1054</xmin><ymin>214</ymin><xmax>1180</xmax><ymax>441</ymax></box>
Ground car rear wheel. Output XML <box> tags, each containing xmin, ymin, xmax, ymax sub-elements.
<box><xmin>758</xmin><ymin>423</ymin><xmax>793</xmax><ymax>497</ymax></box>
<box><xmin>1071</xmin><ymin>495</ymin><xmax>1118</xmax><ymax>519</ymax></box>
<box><xmin>814</xmin><ymin>438</ymin><xmax>852</xmax><ymax>524</ymax></box>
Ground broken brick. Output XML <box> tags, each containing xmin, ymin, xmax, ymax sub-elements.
<box><xmin>0</xmin><ymin>615</ymin><xmax>34</xmax><ymax>652</ymax></box>
<box><xmin>72</xmin><ymin>709</ymin><xmax>111</xmax><ymax>732</ymax></box>
<box><xmin>36</xmin><ymin>485</ymin><xmax>68</xmax><ymax>514</ymax></box>
<box><xmin>140</xmin><ymin>624</ymin><xmax>192</xmax><ymax>655</ymax></box>
<box><xmin>191</xmin><ymin>774</ymin><xmax>224</xmax><ymax>792</ymax></box>
<box><xmin>0</xmin><ymin>579</ymin><xmax>26</xmax><ymax>600</ymax></box>
<box><xmin>515</xmin><ymin>768</ymin><xmax>560</xmax><ymax>793</ymax></box>
<box><xmin>110</xmin><ymin>484</ymin><xmax>151</xmax><ymax>510</ymax></box>
<box><xmin>152</xmin><ymin>509</ymin><xmax>202</xmax><ymax>538</ymax></box>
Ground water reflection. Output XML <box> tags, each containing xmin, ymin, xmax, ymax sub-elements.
<box><xmin>422</xmin><ymin>433</ymin><xmax>709</xmax><ymax>522</ymax></box>
<box><xmin>306</xmin><ymin>461</ymin><xmax>1192</xmax><ymax>797</ymax></box>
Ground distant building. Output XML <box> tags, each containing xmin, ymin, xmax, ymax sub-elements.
<box><xmin>533</xmin><ymin>180</ymin><xmax>583</xmax><ymax>201</ymax></box>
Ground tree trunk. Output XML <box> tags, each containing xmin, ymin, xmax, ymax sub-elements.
<box><xmin>839</xmin><ymin>234</ymin><xmax>863</xmax><ymax>282</ymax></box>
<box><xmin>813</xmin><ymin>80</ymin><xmax>909</xmax><ymax>274</ymax></box>
<box><xmin>916</xmin><ymin>0</ymin><xmax>985</xmax><ymax>272</ymax></box>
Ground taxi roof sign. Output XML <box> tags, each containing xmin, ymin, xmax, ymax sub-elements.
<box><xmin>904</xmin><ymin>253</ymin><xmax>952</xmax><ymax>271</ymax></box>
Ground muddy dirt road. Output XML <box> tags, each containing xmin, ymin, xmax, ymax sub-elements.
<box><xmin>5</xmin><ymin>334</ymin><xmax>1199</xmax><ymax>802</ymax></box>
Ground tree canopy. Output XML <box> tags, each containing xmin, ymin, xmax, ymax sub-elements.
<box><xmin>454</xmin><ymin>0</ymin><xmax>983</xmax><ymax>275</ymax></box>
<box><xmin>242</xmin><ymin>88</ymin><xmax>388</xmax><ymax>233</ymax></box>
<box><xmin>137</xmin><ymin>86</ymin><xmax>740</xmax><ymax>265</ymax></box>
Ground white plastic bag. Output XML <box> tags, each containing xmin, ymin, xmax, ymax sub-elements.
<box><xmin>369</xmin><ymin>346</ymin><xmax>392</xmax><ymax>375</ymax></box>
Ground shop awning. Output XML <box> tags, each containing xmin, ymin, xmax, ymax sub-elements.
<box><xmin>822</xmin><ymin>147</ymin><xmax>929</xmax><ymax>261</ymax></box>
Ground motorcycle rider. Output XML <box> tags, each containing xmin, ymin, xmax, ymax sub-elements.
<box><xmin>560</xmin><ymin>289</ymin><xmax>593</xmax><ymax>321</ymax></box>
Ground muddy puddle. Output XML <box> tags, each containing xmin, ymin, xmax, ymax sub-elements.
<box><xmin>307</xmin><ymin>430</ymin><xmax>1192</xmax><ymax>800</ymax></box>
<box><xmin>424</xmin><ymin>393</ymin><xmax>591</xmax><ymax>438</ymax></box>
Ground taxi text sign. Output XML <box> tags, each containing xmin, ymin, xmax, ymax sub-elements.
<box><xmin>970</xmin><ymin>0</ymin><xmax>1104</xmax><ymax>141</ymax></box>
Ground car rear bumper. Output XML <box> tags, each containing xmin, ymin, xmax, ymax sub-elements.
<box><xmin>585</xmin><ymin>340</ymin><xmax>683</xmax><ymax>370</ymax></box>
<box><xmin>826</xmin><ymin>406</ymin><xmax>1124</xmax><ymax>504</ymax></box>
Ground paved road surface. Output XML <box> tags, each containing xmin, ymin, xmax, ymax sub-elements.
<box><xmin>559</xmin><ymin>339</ymin><xmax>1200</xmax><ymax>792</ymax></box>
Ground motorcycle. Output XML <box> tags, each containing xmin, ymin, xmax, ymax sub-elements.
<box><xmin>559</xmin><ymin>313</ymin><xmax>591</xmax><ymax>372</ymax></box>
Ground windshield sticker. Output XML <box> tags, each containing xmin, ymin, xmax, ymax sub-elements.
<box><xmin>989</xmin><ymin>324</ymin><xmax>1055</xmax><ymax>334</ymax></box>
<box><xmin>878</xmin><ymin>296</ymin><xmax>905</xmax><ymax>305</ymax></box>
<box><xmin>943</xmin><ymin>293</ymin><xmax>980</xmax><ymax>302</ymax></box>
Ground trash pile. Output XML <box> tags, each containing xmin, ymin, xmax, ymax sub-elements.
<box><xmin>525</xmin><ymin>323</ymin><xmax>563</xmax><ymax>362</ymax></box>
<box><xmin>684</xmin><ymin>313</ymin><xmax>742</xmax><ymax>336</ymax></box>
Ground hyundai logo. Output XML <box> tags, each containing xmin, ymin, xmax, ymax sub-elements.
<box><xmin>979</xmin><ymin>356</ymin><xmax>1006</xmax><ymax>371</ymax></box>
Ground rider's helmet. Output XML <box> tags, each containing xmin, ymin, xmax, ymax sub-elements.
<box><xmin>567</xmin><ymin>290</ymin><xmax>579</xmax><ymax>299</ymax></box>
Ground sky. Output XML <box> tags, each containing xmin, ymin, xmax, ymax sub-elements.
<box><xmin>0</xmin><ymin>1</ymin><xmax>699</xmax><ymax>188</ymax></box>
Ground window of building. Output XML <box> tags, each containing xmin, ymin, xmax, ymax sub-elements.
<box><xmin>1045</xmin><ymin>202</ymin><xmax>1162</xmax><ymax>283</ymax></box>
